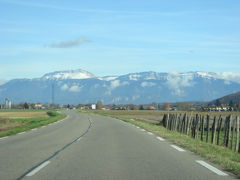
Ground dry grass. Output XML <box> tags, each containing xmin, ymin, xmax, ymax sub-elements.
<box><xmin>0</xmin><ymin>119</ymin><xmax>22</xmax><ymax>131</ymax></box>
<box><xmin>0</xmin><ymin>111</ymin><xmax>65</xmax><ymax>137</ymax></box>
<box><xmin>0</xmin><ymin>111</ymin><xmax>50</xmax><ymax>131</ymax></box>
<box><xmin>0</xmin><ymin>112</ymin><xmax>48</xmax><ymax>119</ymax></box>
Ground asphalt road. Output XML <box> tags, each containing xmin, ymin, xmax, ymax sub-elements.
<box><xmin>0</xmin><ymin>110</ymin><xmax>236</xmax><ymax>180</ymax></box>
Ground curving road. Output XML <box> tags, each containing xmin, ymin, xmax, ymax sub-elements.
<box><xmin>0</xmin><ymin>110</ymin><xmax>236</xmax><ymax>180</ymax></box>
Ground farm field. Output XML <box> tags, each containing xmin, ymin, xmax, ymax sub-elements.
<box><xmin>0</xmin><ymin>110</ymin><xmax>65</xmax><ymax>137</ymax></box>
<box><xmin>87</xmin><ymin>110</ymin><xmax>240</xmax><ymax>176</ymax></box>
<box><xmin>90</xmin><ymin>110</ymin><xmax>240</xmax><ymax>123</ymax></box>
<box><xmin>0</xmin><ymin>111</ymin><xmax>49</xmax><ymax>119</ymax></box>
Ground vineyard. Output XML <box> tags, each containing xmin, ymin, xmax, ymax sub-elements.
<box><xmin>161</xmin><ymin>113</ymin><xmax>240</xmax><ymax>152</ymax></box>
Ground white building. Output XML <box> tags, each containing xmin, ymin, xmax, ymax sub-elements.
<box><xmin>34</xmin><ymin>103</ymin><xmax>44</xmax><ymax>109</ymax></box>
<box><xmin>4</xmin><ymin>98</ymin><xmax>12</xmax><ymax>109</ymax></box>
<box><xmin>91</xmin><ymin>104</ymin><xmax>96</xmax><ymax>110</ymax></box>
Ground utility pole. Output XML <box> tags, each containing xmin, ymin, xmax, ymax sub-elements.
<box><xmin>51</xmin><ymin>83</ymin><xmax>55</xmax><ymax>106</ymax></box>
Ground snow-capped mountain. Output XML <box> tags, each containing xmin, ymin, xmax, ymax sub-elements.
<box><xmin>41</xmin><ymin>69</ymin><xmax>96</xmax><ymax>80</ymax></box>
<box><xmin>0</xmin><ymin>70</ymin><xmax>240</xmax><ymax>104</ymax></box>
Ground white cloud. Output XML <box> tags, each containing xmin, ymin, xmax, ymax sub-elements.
<box><xmin>166</xmin><ymin>73</ymin><xmax>194</xmax><ymax>96</ymax></box>
<box><xmin>174</xmin><ymin>89</ymin><xmax>185</xmax><ymax>96</ymax></box>
<box><xmin>141</xmin><ymin>82</ymin><xmax>156</xmax><ymax>87</ymax></box>
<box><xmin>48</xmin><ymin>37</ymin><xmax>90</xmax><ymax>48</ymax></box>
<box><xmin>109</xmin><ymin>80</ymin><xmax>129</xmax><ymax>91</ymax></box>
<box><xmin>69</xmin><ymin>85</ymin><xmax>81</xmax><ymax>92</ymax></box>
<box><xmin>197</xmin><ymin>72</ymin><xmax>240</xmax><ymax>84</ymax></box>
<box><xmin>61</xmin><ymin>84</ymin><xmax>69</xmax><ymax>90</ymax></box>
<box><xmin>132</xmin><ymin>95</ymin><xmax>140</xmax><ymax>100</ymax></box>
<box><xmin>121</xmin><ymin>81</ymin><xmax>130</xmax><ymax>86</ymax></box>
<box><xmin>110</xmin><ymin>80</ymin><xmax>120</xmax><ymax>88</ymax></box>
<box><xmin>218</xmin><ymin>72</ymin><xmax>240</xmax><ymax>83</ymax></box>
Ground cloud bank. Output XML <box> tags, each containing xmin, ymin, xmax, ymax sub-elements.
<box><xmin>49</xmin><ymin>37</ymin><xmax>90</xmax><ymax>48</ymax></box>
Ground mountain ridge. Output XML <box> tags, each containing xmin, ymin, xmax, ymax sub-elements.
<box><xmin>210</xmin><ymin>91</ymin><xmax>240</xmax><ymax>105</ymax></box>
<box><xmin>0</xmin><ymin>69</ymin><xmax>240</xmax><ymax>104</ymax></box>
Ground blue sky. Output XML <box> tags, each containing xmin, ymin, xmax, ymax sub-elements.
<box><xmin>0</xmin><ymin>0</ymin><xmax>240</xmax><ymax>80</ymax></box>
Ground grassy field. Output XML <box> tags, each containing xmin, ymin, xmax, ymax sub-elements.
<box><xmin>85</xmin><ymin>110</ymin><xmax>240</xmax><ymax>177</ymax></box>
<box><xmin>0</xmin><ymin>110</ymin><xmax>66</xmax><ymax>137</ymax></box>
<box><xmin>88</xmin><ymin>110</ymin><xmax>240</xmax><ymax>124</ymax></box>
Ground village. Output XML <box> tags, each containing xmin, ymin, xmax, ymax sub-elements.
<box><xmin>0</xmin><ymin>98</ymin><xmax>239</xmax><ymax>112</ymax></box>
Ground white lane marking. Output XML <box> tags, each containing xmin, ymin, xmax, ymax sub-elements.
<box><xmin>18</xmin><ymin>132</ymin><xmax>25</xmax><ymax>135</ymax></box>
<box><xmin>171</xmin><ymin>145</ymin><xmax>185</xmax><ymax>152</ymax></box>
<box><xmin>31</xmin><ymin>128</ymin><xmax>37</xmax><ymax>131</ymax></box>
<box><xmin>157</xmin><ymin>136</ymin><xmax>165</xmax><ymax>141</ymax></box>
<box><xmin>140</xmin><ymin>129</ymin><xmax>146</xmax><ymax>132</ymax></box>
<box><xmin>136</xmin><ymin>127</ymin><xmax>140</xmax><ymax>129</ymax></box>
<box><xmin>147</xmin><ymin>132</ymin><xmax>154</xmax><ymax>135</ymax></box>
<box><xmin>0</xmin><ymin>136</ymin><xmax>8</xmax><ymax>140</ymax></box>
<box><xmin>196</xmin><ymin>160</ymin><xmax>228</xmax><ymax>176</ymax></box>
<box><xmin>77</xmin><ymin>137</ymin><xmax>82</xmax><ymax>141</ymax></box>
<box><xmin>26</xmin><ymin>161</ymin><xmax>50</xmax><ymax>176</ymax></box>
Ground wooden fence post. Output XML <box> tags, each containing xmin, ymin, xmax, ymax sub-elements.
<box><xmin>236</xmin><ymin>116</ymin><xmax>239</xmax><ymax>152</ymax></box>
<box><xmin>223</xmin><ymin>116</ymin><xmax>228</xmax><ymax>147</ymax></box>
<box><xmin>206</xmin><ymin>114</ymin><xmax>210</xmax><ymax>143</ymax></box>
<box><xmin>181</xmin><ymin>113</ymin><xmax>186</xmax><ymax>133</ymax></box>
<box><xmin>166</xmin><ymin>113</ymin><xmax>169</xmax><ymax>129</ymax></box>
<box><xmin>227</xmin><ymin>115</ymin><xmax>232</xmax><ymax>148</ymax></box>
<box><xmin>200</xmin><ymin>115</ymin><xmax>205</xmax><ymax>141</ymax></box>
<box><xmin>231</xmin><ymin>117</ymin><xmax>236</xmax><ymax>151</ymax></box>
<box><xmin>196</xmin><ymin>114</ymin><xmax>200</xmax><ymax>139</ymax></box>
<box><xmin>175</xmin><ymin>114</ymin><xmax>180</xmax><ymax>131</ymax></box>
<box><xmin>216</xmin><ymin>116</ymin><xmax>222</xmax><ymax>145</ymax></box>
<box><xmin>211</xmin><ymin>116</ymin><xmax>217</xmax><ymax>144</ymax></box>
<box><xmin>186</xmin><ymin>115</ymin><xmax>190</xmax><ymax>136</ymax></box>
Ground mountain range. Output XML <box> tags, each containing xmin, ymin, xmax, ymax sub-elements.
<box><xmin>0</xmin><ymin>69</ymin><xmax>240</xmax><ymax>105</ymax></box>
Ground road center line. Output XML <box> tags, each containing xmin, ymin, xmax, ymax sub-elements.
<box><xmin>0</xmin><ymin>136</ymin><xmax>8</xmax><ymax>140</ymax></box>
<box><xmin>156</xmin><ymin>136</ymin><xmax>165</xmax><ymax>141</ymax></box>
<box><xmin>171</xmin><ymin>145</ymin><xmax>185</xmax><ymax>152</ymax></box>
<box><xmin>196</xmin><ymin>160</ymin><xmax>228</xmax><ymax>176</ymax></box>
<box><xmin>147</xmin><ymin>132</ymin><xmax>153</xmax><ymax>135</ymax></box>
<box><xmin>26</xmin><ymin>161</ymin><xmax>50</xmax><ymax>176</ymax></box>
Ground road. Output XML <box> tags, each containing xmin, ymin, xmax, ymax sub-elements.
<box><xmin>0</xmin><ymin>110</ymin><xmax>236</xmax><ymax>180</ymax></box>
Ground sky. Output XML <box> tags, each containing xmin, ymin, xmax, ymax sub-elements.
<box><xmin>0</xmin><ymin>0</ymin><xmax>240</xmax><ymax>81</ymax></box>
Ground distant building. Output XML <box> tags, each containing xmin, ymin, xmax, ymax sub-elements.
<box><xmin>4</xmin><ymin>98</ymin><xmax>12</xmax><ymax>109</ymax></box>
<box><xmin>91</xmin><ymin>104</ymin><xmax>96</xmax><ymax>110</ymax></box>
<box><xmin>34</xmin><ymin>103</ymin><xmax>44</xmax><ymax>109</ymax></box>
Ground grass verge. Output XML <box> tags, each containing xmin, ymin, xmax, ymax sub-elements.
<box><xmin>0</xmin><ymin>110</ymin><xmax>66</xmax><ymax>137</ymax></box>
<box><xmin>85</xmin><ymin>110</ymin><xmax>240</xmax><ymax>177</ymax></box>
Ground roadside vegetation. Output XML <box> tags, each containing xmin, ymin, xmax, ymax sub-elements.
<box><xmin>84</xmin><ymin>110</ymin><xmax>240</xmax><ymax>177</ymax></box>
<box><xmin>0</xmin><ymin>110</ymin><xmax>65</xmax><ymax>137</ymax></box>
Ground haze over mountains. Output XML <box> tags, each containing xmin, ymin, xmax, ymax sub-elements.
<box><xmin>0</xmin><ymin>69</ymin><xmax>240</xmax><ymax>105</ymax></box>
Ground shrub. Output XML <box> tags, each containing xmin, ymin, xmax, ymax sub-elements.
<box><xmin>47</xmin><ymin>111</ymin><xmax>58</xmax><ymax>117</ymax></box>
